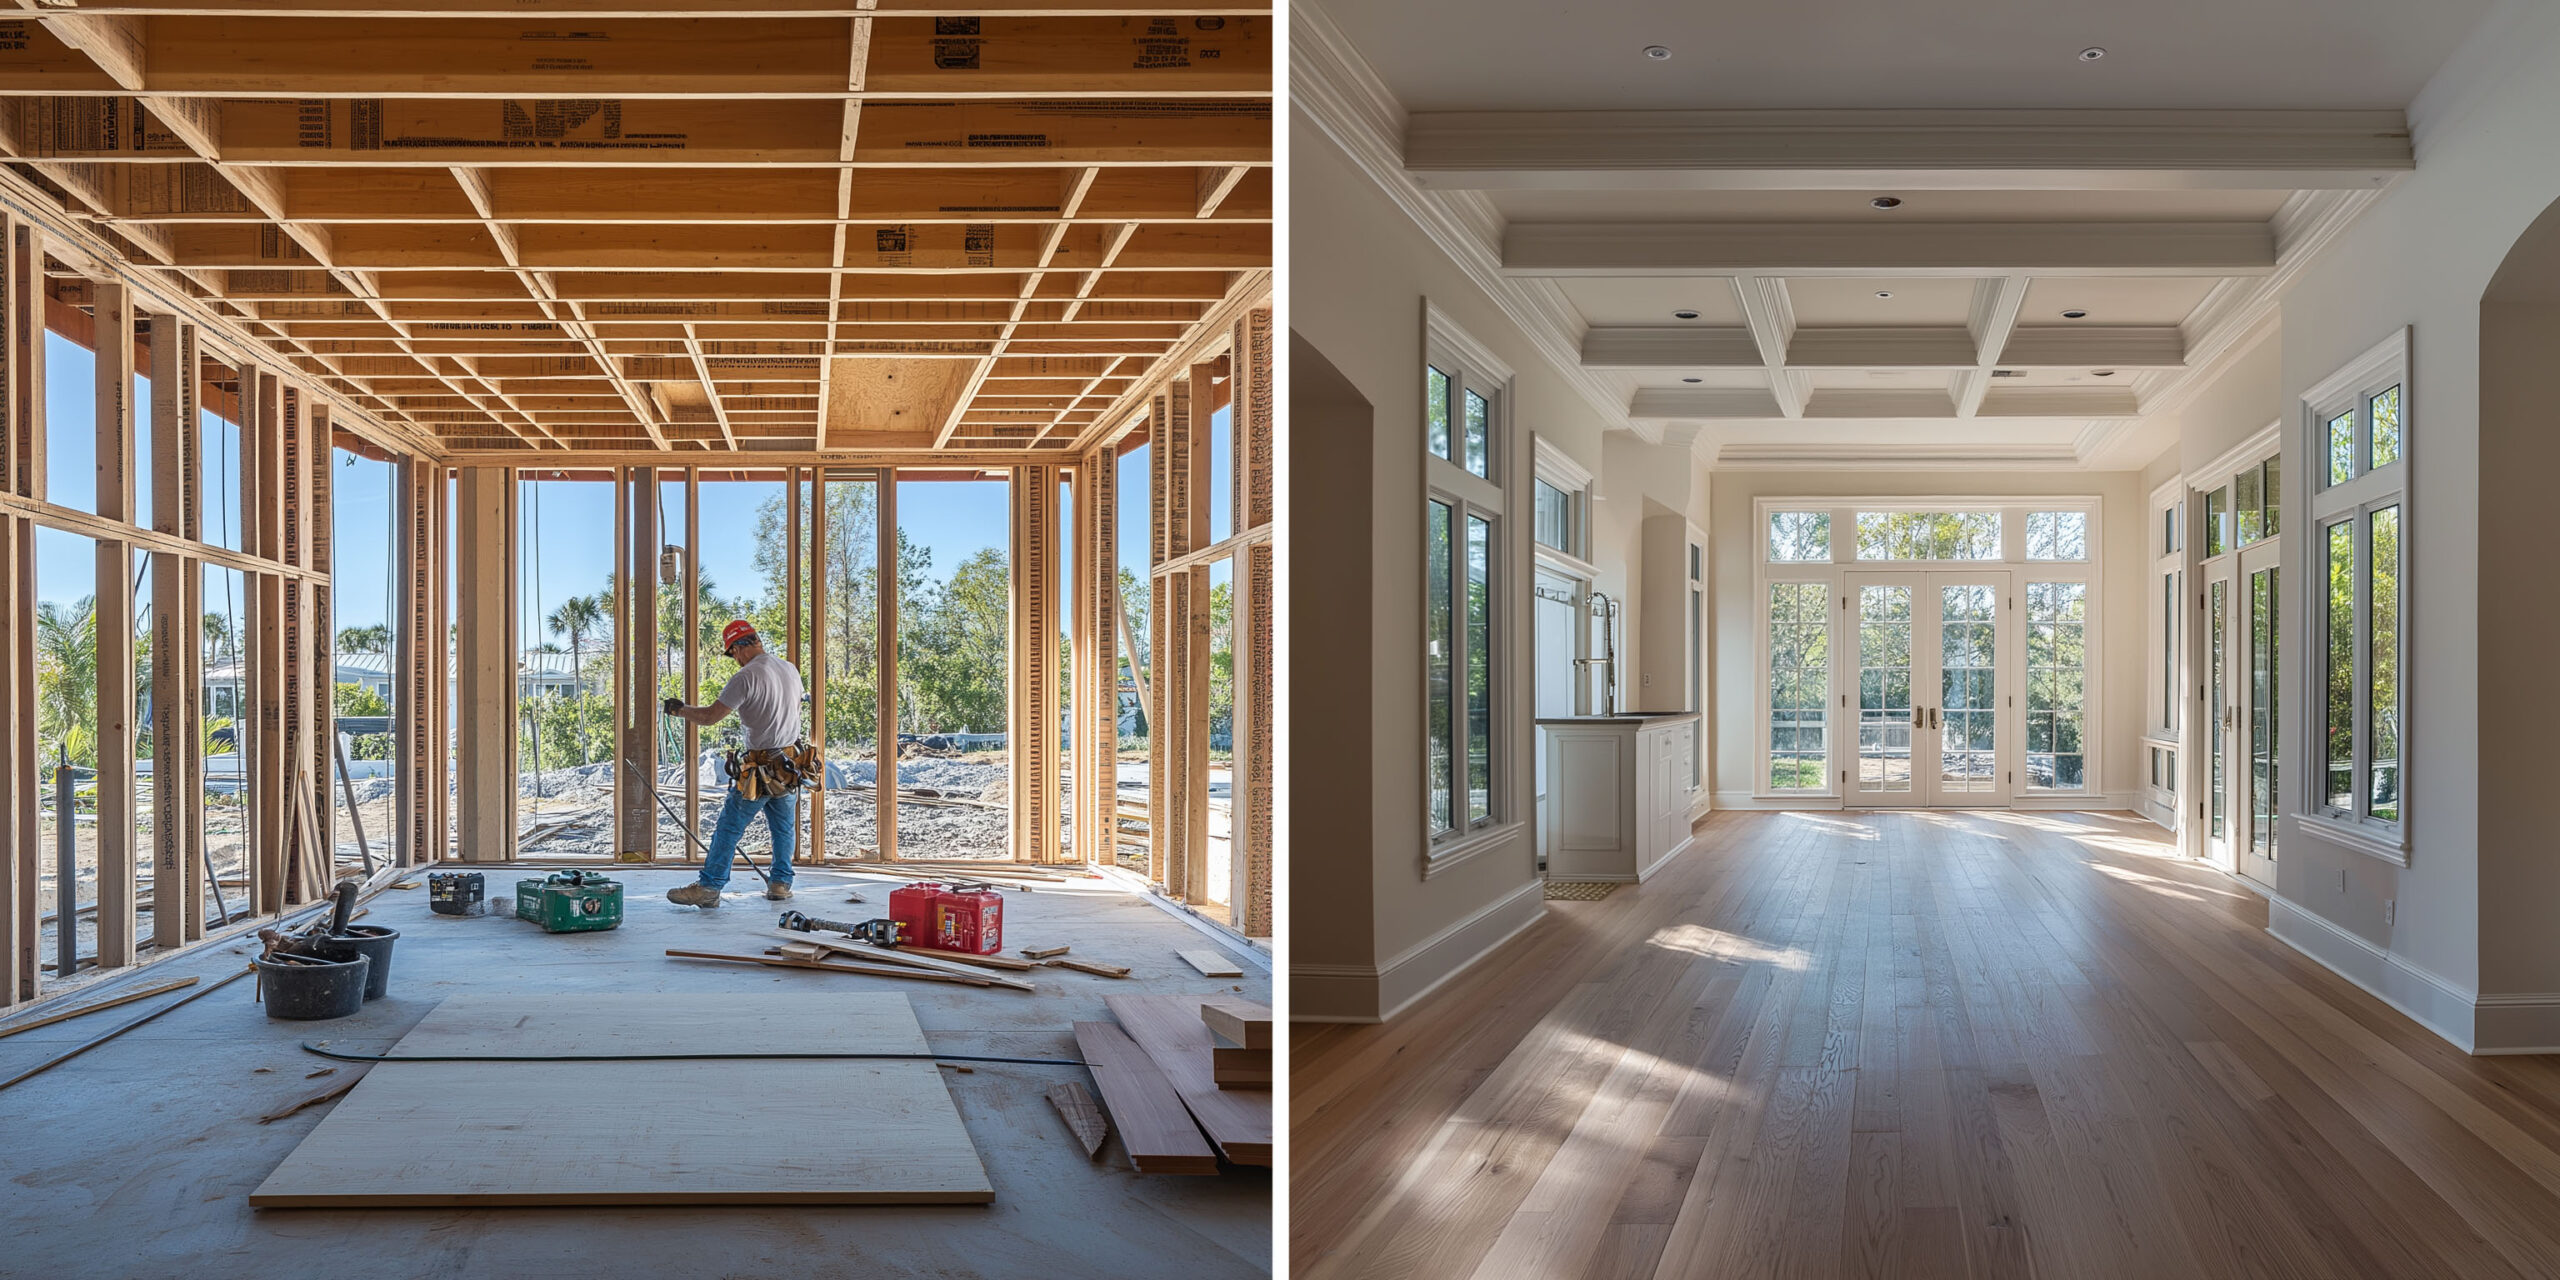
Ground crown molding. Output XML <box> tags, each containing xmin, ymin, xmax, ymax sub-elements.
<box><xmin>1290</xmin><ymin>1</ymin><xmax>1658</xmax><ymax>443</ymax></box>
<box><xmin>1709</xmin><ymin>440</ymin><xmax>2084</xmax><ymax>471</ymax></box>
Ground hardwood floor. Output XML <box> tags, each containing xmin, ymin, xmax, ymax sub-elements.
<box><xmin>1293</xmin><ymin>809</ymin><xmax>2560</xmax><ymax>1279</ymax></box>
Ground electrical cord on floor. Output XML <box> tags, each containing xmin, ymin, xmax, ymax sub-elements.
<box><xmin>300</xmin><ymin>1041</ymin><xmax>1088</xmax><ymax>1067</ymax></box>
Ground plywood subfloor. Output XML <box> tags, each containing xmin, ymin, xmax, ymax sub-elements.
<box><xmin>253</xmin><ymin>992</ymin><xmax>990</xmax><ymax>1207</ymax></box>
<box><xmin>1296</xmin><ymin>810</ymin><xmax>2560</xmax><ymax>1280</ymax></box>
<box><xmin>0</xmin><ymin>867</ymin><xmax>1264</xmax><ymax>1278</ymax></box>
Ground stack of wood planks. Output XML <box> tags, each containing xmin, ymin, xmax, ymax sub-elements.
<box><xmin>1073</xmin><ymin>994</ymin><xmax>1271</xmax><ymax>1174</ymax></box>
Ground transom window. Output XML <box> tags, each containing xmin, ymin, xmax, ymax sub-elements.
<box><xmin>1767</xmin><ymin>510</ymin><xmax>1830</xmax><ymax>562</ymax></box>
<box><xmin>2026</xmin><ymin>511</ymin><xmax>2089</xmax><ymax>561</ymax></box>
<box><xmin>2302</xmin><ymin>328</ymin><xmax>2411</xmax><ymax>860</ymax></box>
<box><xmin>1855</xmin><ymin>510</ymin><xmax>2001</xmax><ymax>561</ymax></box>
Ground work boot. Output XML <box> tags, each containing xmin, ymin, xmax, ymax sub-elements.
<box><xmin>666</xmin><ymin>882</ymin><xmax>722</xmax><ymax>908</ymax></box>
<box><xmin>765</xmin><ymin>881</ymin><xmax>794</xmax><ymax>902</ymax></box>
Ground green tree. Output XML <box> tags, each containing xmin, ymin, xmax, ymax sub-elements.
<box><xmin>546</xmin><ymin>592</ymin><xmax>607</xmax><ymax>764</ymax></box>
<box><xmin>337</xmin><ymin>623</ymin><xmax>391</xmax><ymax>665</ymax></box>
<box><xmin>36</xmin><ymin>597</ymin><xmax>98</xmax><ymax>766</ymax></box>
<box><xmin>903</xmin><ymin>546</ymin><xmax>1009</xmax><ymax>734</ymax></box>
<box><xmin>335</xmin><ymin>682</ymin><xmax>390</xmax><ymax>717</ymax></box>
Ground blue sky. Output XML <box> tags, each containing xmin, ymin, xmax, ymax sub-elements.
<box><xmin>35</xmin><ymin>325</ymin><xmax>1228</xmax><ymax>649</ymax></box>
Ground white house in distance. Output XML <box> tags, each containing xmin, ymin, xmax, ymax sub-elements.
<box><xmin>201</xmin><ymin>649</ymin><xmax>602</xmax><ymax>722</ymax></box>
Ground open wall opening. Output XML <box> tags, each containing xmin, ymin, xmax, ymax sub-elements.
<box><xmin>892</xmin><ymin>470</ymin><xmax>1013</xmax><ymax>861</ymax></box>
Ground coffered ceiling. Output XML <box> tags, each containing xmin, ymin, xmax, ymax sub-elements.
<box><xmin>1299</xmin><ymin>0</ymin><xmax>2491</xmax><ymax>469</ymax></box>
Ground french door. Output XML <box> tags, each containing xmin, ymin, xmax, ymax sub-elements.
<box><xmin>1847</xmin><ymin>571</ymin><xmax>2012</xmax><ymax>807</ymax></box>
<box><xmin>2202</xmin><ymin>543</ymin><xmax>2280</xmax><ymax>883</ymax></box>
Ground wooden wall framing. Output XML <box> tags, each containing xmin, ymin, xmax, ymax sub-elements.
<box><xmin>1072</xmin><ymin>443</ymin><xmax>1119</xmax><ymax>876</ymax></box>
<box><xmin>1130</xmin><ymin>294</ymin><xmax>1272</xmax><ymax>937</ymax></box>
<box><xmin>1011</xmin><ymin>463</ymin><xmax>1062</xmax><ymax>863</ymax></box>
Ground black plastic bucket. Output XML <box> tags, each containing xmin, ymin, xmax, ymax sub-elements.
<box><xmin>311</xmin><ymin>926</ymin><xmax>399</xmax><ymax>1001</ymax></box>
<box><xmin>256</xmin><ymin>953</ymin><xmax>369</xmax><ymax>1020</ymax></box>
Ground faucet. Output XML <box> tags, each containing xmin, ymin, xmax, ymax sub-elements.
<box><xmin>1575</xmin><ymin>591</ymin><xmax>1620</xmax><ymax>717</ymax></box>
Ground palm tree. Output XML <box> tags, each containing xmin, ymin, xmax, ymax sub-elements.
<box><xmin>547</xmin><ymin>592</ymin><xmax>606</xmax><ymax>764</ymax></box>
<box><xmin>338</xmin><ymin>623</ymin><xmax>392</xmax><ymax>663</ymax></box>
<box><xmin>36</xmin><ymin>597</ymin><xmax>99</xmax><ymax>766</ymax></box>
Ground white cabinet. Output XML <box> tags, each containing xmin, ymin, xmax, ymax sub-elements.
<box><xmin>1538</xmin><ymin>712</ymin><xmax>1701</xmax><ymax>882</ymax></box>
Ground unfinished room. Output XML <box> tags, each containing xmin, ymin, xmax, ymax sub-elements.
<box><xmin>0</xmin><ymin>6</ymin><xmax>1273</xmax><ymax>1276</ymax></box>
<box><xmin>1291</xmin><ymin>0</ymin><xmax>2560</xmax><ymax>1276</ymax></box>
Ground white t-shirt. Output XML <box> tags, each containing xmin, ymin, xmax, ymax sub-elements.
<box><xmin>717</xmin><ymin>652</ymin><xmax>805</xmax><ymax>751</ymax></box>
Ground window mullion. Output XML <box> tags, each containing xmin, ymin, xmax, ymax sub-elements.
<box><xmin>2352</xmin><ymin>507</ymin><xmax>2373</xmax><ymax>823</ymax></box>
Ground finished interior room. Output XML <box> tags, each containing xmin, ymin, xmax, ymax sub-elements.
<box><xmin>1290</xmin><ymin>0</ymin><xmax>2560</xmax><ymax>1275</ymax></box>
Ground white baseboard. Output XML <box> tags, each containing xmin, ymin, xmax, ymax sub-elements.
<box><xmin>2473</xmin><ymin>993</ymin><xmax>2560</xmax><ymax>1054</ymax></box>
<box><xmin>1288</xmin><ymin>878</ymin><xmax>1548</xmax><ymax>1025</ymax></box>
<box><xmin>2265</xmin><ymin>894</ymin><xmax>2479</xmax><ymax>1052</ymax></box>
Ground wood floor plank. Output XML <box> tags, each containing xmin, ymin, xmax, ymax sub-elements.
<box><xmin>1294</xmin><ymin>811</ymin><xmax>2560</xmax><ymax>1280</ymax></box>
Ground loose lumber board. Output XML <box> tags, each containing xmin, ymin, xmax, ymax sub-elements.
<box><xmin>1072</xmin><ymin>1021</ymin><xmax>1217</xmax><ymax>1176</ymax></box>
<box><xmin>666</xmin><ymin>948</ymin><xmax>991</xmax><ymax>988</ymax></box>
<box><xmin>251</xmin><ymin>993</ymin><xmax>992</xmax><ymax>1206</ymax></box>
<box><xmin>1211</xmin><ymin>1046</ymin><xmax>1270</xmax><ymax>1089</ymax></box>
<box><xmin>897</xmin><ymin>944</ymin><xmax>1038</xmax><ymax>972</ymax></box>
<box><xmin>1048</xmin><ymin>1081</ymin><xmax>1109</xmax><ymax>1159</ymax></box>
<box><xmin>0</xmin><ymin>976</ymin><xmax>198</xmax><ymax>1040</ymax></box>
<box><xmin>1178</xmin><ymin>948</ymin><xmax>1244</xmax><ymax>977</ymax></box>
<box><xmin>771</xmin><ymin>932</ymin><xmax>1037</xmax><ymax>992</ymax></box>
<box><xmin>1198</xmin><ymin>996</ymin><xmax>1271</xmax><ymax>1050</ymax></box>
<box><xmin>1104</xmin><ymin>994</ymin><xmax>1273</xmax><ymax>1165</ymax></box>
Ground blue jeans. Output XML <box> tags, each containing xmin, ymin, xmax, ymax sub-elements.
<box><xmin>696</xmin><ymin>787</ymin><xmax>796</xmax><ymax>889</ymax></box>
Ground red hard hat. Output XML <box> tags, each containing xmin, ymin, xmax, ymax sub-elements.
<box><xmin>721</xmin><ymin>620</ymin><xmax>757</xmax><ymax>652</ymax></box>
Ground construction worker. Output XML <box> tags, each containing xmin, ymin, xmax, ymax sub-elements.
<box><xmin>661</xmin><ymin>620</ymin><xmax>807</xmax><ymax>907</ymax></box>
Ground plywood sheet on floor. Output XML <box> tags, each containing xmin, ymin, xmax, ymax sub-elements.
<box><xmin>250</xmin><ymin>992</ymin><xmax>990</xmax><ymax>1207</ymax></box>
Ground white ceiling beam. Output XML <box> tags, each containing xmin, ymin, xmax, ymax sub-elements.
<box><xmin>1407</xmin><ymin>109</ymin><xmax>2412</xmax><ymax>191</ymax></box>
<box><xmin>1788</xmin><ymin>327</ymin><xmax>1977</xmax><ymax>369</ymax></box>
<box><xmin>1804</xmin><ymin>388</ymin><xmax>1955</xmax><ymax>419</ymax></box>
<box><xmin>1505</xmin><ymin>221</ymin><xmax>2276</xmax><ymax>276</ymax></box>
<box><xmin>1955</xmin><ymin>275</ymin><xmax>2029</xmax><ymax>417</ymax></box>
<box><xmin>1629</xmin><ymin>386</ymin><xmax>1784</xmax><ymax>420</ymax></box>
<box><xmin>1978</xmin><ymin>387</ymin><xmax>2141</xmax><ymax>418</ymax></box>
<box><xmin>1996</xmin><ymin>325</ymin><xmax>2185</xmax><ymax>368</ymax></box>
<box><xmin>1580</xmin><ymin>327</ymin><xmax>1760</xmax><ymax>369</ymax></box>
<box><xmin>1730</xmin><ymin>274</ymin><xmax>1800</xmax><ymax>419</ymax></box>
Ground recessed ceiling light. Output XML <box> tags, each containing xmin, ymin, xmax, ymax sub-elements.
<box><xmin>1870</xmin><ymin>196</ymin><xmax>1903</xmax><ymax>210</ymax></box>
<box><xmin>1874</xmin><ymin>290</ymin><xmax>1894</xmax><ymax>299</ymax></box>
<box><xmin>2079</xmin><ymin>46</ymin><xmax>2107</xmax><ymax>61</ymax></box>
<box><xmin>2061</xmin><ymin>309</ymin><xmax>2089</xmax><ymax>319</ymax></box>
<box><xmin>1672</xmin><ymin>309</ymin><xmax>1700</xmax><ymax>320</ymax></box>
<box><xmin>1643</xmin><ymin>45</ymin><xmax>1672</xmax><ymax>60</ymax></box>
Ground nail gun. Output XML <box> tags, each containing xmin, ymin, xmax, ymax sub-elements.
<box><xmin>777</xmin><ymin>909</ymin><xmax>907</xmax><ymax>948</ymax></box>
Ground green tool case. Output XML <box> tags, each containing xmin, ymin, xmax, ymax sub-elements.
<box><xmin>514</xmin><ymin>870</ymin><xmax>623</xmax><ymax>933</ymax></box>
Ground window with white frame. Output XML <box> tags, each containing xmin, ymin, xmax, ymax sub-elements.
<box><xmin>1752</xmin><ymin>500</ymin><xmax>2100</xmax><ymax>799</ymax></box>
<box><xmin>2303</xmin><ymin>329</ymin><xmax>2409</xmax><ymax>856</ymax></box>
<box><xmin>1424</xmin><ymin>317</ymin><xmax>1511</xmax><ymax>853</ymax></box>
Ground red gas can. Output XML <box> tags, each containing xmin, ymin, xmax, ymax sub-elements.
<box><xmin>936</xmin><ymin>884</ymin><xmax>1004</xmax><ymax>955</ymax></box>
<box><xmin>888</xmin><ymin>882</ymin><xmax>946</xmax><ymax>951</ymax></box>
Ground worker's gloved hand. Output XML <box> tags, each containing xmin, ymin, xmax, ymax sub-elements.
<box><xmin>661</xmin><ymin>697</ymin><xmax>683</xmax><ymax>715</ymax></box>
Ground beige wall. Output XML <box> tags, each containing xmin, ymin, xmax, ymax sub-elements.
<box><xmin>1290</xmin><ymin>109</ymin><xmax>1632</xmax><ymax>1020</ymax></box>
<box><xmin>2248</xmin><ymin>0</ymin><xmax>2560</xmax><ymax>1049</ymax></box>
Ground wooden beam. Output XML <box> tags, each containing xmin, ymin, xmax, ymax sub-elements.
<box><xmin>453</xmin><ymin>465</ymin><xmax>513</xmax><ymax>862</ymax></box>
<box><xmin>681</xmin><ymin>466</ymin><xmax>699</xmax><ymax>863</ymax></box>
<box><xmin>1503</xmin><ymin>221</ymin><xmax>2279</xmax><ymax>277</ymax></box>
<box><xmin>806</xmin><ymin>469</ymin><xmax>825</xmax><ymax>864</ymax></box>
<box><xmin>619</xmin><ymin>467</ymin><xmax>658</xmax><ymax>859</ymax></box>
<box><xmin>1009</xmin><ymin>462</ymin><xmax>1058</xmax><ymax>862</ymax></box>
<box><xmin>1232</xmin><ymin>305</ymin><xmax>1270</xmax><ymax>936</ymax></box>
<box><xmin>875</xmin><ymin>465</ymin><xmax>896</xmax><ymax>861</ymax></box>
<box><xmin>13</xmin><ymin>15</ymin><xmax>1268</xmax><ymax>98</ymax></box>
<box><xmin>1404</xmin><ymin>108</ymin><xmax>2414</xmax><ymax>190</ymax></box>
<box><xmin>150</xmin><ymin>314</ymin><xmax>205</xmax><ymax>945</ymax></box>
<box><xmin>92</xmin><ymin>279</ymin><xmax>138</xmax><ymax>966</ymax></box>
